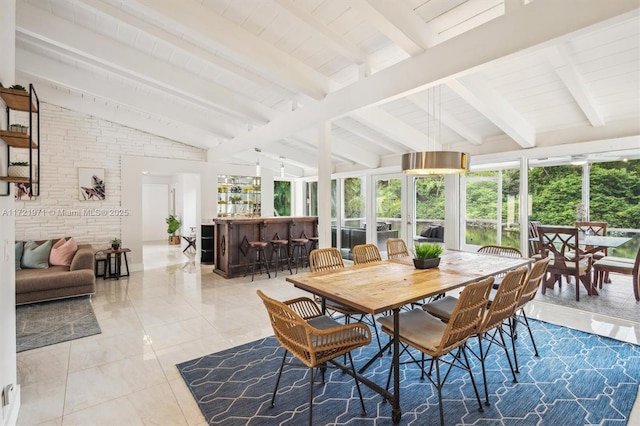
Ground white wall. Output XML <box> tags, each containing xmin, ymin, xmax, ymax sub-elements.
<box><xmin>13</xmin><ymin>103</ymin><xmax>206</xmax><ymax>251</ymax></box>
<box><xmin>141</xmin><ymin>183</ymin><xmax>169</xmax><ymax>241</ymax></box>
<box><xmin>0</xmin><ymin>2</ymin><xmax>20</xmax><ymax>424</ymax></box>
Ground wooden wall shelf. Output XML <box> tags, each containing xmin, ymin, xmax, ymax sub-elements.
<box><xmin>0</xmin><ymin>87</ymin><xmax>38</xmax><ymax>112</ymax></box>
<box><xmin>0</xmin><ymin>176</ymin><xmax>38</xmax><ymax>184</ymax></box>
<box><xmin>0</xmin><ymin>131</ymin><xmax>37</xmax><ymax>148</ymax></box>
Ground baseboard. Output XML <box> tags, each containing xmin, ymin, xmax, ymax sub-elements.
<box><xmin>2</xmin><ymin>384</ymin><xmax>20</xmax><ymax>426</ymax></box>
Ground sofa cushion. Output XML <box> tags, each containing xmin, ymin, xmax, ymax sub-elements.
<box><xmin>15</xmin><ymin>242</ymin><xmax>23</xmax><ymax>271</ymax></box>
<box><xmin>49</xmin><ymin>237</ymin><xmax>78</xmax><ymax>266</ymax></box>
<box><xmin>21</xmin><ymin>240</ymin><xmax>52</xmax><ymax>269</ymax></box>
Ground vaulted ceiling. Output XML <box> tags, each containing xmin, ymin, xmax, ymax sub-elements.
<box><xmin>12</xmin><ymin>0</ymin><xmax>640</xmax><ymax>176</ymax></box>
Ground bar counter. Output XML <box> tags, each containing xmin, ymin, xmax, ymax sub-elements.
<box><xmin>213</xmin><ymin>216</ymin><xmax>318</xmax><ymax>278</ymax></box>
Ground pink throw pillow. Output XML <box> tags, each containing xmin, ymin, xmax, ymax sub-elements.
<box><xmin>49</xmin><ymin>238</ymin><xmax>78</xmax><ymax>266</ymax></box>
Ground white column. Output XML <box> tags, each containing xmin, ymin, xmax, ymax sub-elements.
<box><xmin>317</xmin><ymin>122</ymin><xmax>332</xmax><ymax>247</ymax></box>
<box><xmin>519</xmin><ymin>156</ymin><xmax>530</xmax><ymax>255</ymax></box>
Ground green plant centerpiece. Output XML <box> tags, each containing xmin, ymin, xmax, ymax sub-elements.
<box><xmin>111</xmin><ymin>237</ymin><xmax>121</xmax><ymax>250</ymax></box>
<box><xmin>412</xmin><ymin>242</ymin><xmax>443</xmax><ymax>269</ymax></box>
<box><xmin>9</xmin><ymin>84</ymin><xmax>26</xmax><ymax>91</ymax></box>
<box><xmin>166</xmin><ymin>214</ymin><xmax>181</xmax><ymax>245</ymax></box>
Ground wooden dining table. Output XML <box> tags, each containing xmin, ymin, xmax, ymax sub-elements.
<box><xmin>286</xmin><ymin>249</ymin><xmax>532</xmax><ymax>423</ymax></box>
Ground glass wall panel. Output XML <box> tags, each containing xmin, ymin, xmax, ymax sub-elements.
<box><xmin>305</xmin><ymin>181</ymin><xmax>317</xmax><ymax>217</ymax></box>
<box><xmin>465</xmin><ymin>171</ymin><xmax>499</xmax><ymax>246</ymax></box>
<box><xmin>463</xmin><ymin>168</ymin><xmax>520</xmax><ymax>248</ymax></box>
<box><xmin>414</xmin><ymin>176</ymin><xmax>445</xmax><ymax>238</ymax></box>
<box><xmin>273</xmin><ymin>180</ymin><xmax>291</xmax><ymax>216</ymax></box>
<box><xmin>528</xmin><ymin>163</ymin><xmax>582</xmax><ymax>225</ymax></box>
<box><xmin>589</xmin><ymin>159</ymin><xmax>640</xmax><ymax>259</ymax></box>
<box><xmin>375</xmin><ymin>176</ymin><xmax>402</xmax><ymax>256</ymax></box>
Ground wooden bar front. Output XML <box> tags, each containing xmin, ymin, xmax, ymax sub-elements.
<box><xmin>214</xmin><ymin>216</ymin><xmax>318</xmax><ymax>278</ymax></box>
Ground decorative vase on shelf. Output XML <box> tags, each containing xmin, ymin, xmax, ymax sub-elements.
<box><xmin>413</xmin><ymin>257</ymin><xmax>441</xmax><ymax>269</ymax></box>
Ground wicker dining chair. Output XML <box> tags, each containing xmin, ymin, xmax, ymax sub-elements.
<box><xmin>422</xmin><ymin>268</ymin><xmax>527</xmax><ymax>405</ymax></box>
<box><xmin>508</xmin><ymin>258</ymin><xmax>551</xmax><ymax>373</ymax></box>
<box><xmin>257</xmin><ymin>290</ymin><xmax>371</xmax><ymax>426</ymax></box>
<box><xmin>377</xmin><ymin>277</ymin><xmax>494</xmax><ymax>426</ymax></box>
<box><xmin>352</xmin><ymin>243</ymin><xmax>382</xmax><ymax>265</ymax></box>
<box><xmin>477</xmin><ymin>245</ymin><xmax>522</xmax><ymax>288</ymax></box>
<box><xmin>308</xmin><ymin>247</ymin><xmax>382</xmax><ymax>351</ymax></box>
<box><xmin>386</xmin><ymin>238</ymin><xmax>410</xmax><ymax>260</ymax></box>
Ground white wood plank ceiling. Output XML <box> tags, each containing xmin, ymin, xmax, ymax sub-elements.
<box><xmin>11</xmin><ymin>0</ymin><xmax>640</xmax><ymax>176</ymax></box>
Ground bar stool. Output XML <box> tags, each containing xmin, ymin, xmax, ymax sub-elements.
<box><xmin>244</xmin><ymin>240</ymin><xmax>271</xmax><ymax>282</ymax></box>
<box><xmin>270</xmin><ymin>234</ymin><xmax>292</xmax><ymax>277</ymax></box>
<box><xmin>308</xmin><ymin>235</ymin><xmax>319</xmax><ymax>251</ymax></box>
<box><xmin>290</xmin><ymin>235</ymin><xmax>309</xmax><ymax>273</ymax></box>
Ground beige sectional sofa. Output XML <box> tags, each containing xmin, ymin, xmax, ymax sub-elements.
<box><xmin>15</xmin><ymin>241</ymin><xmax>96</xmax><ymax>305</ymax></box>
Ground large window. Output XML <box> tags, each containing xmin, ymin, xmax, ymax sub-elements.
<box><xmin>529</xmin><ymin>163</ymin><xmax>582</xmax><ymax>225</ymax></box>
<box><xmin>464</xmin><ymin>168</ymin><xmax>520</xmax><ymax>248</ymax></box>
<box><xmin>273</xmin><ymin>180</ymin><xmax>291</xmax><ymax>216</ymax></box>
<box><xmin>414</xmin><ymin>176</ymin><xmax>445</xmax><ymax>236</ymax></box>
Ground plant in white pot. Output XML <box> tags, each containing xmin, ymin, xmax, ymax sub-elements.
<box><xmin>8</xmin><ymin>161</ymin><xmax>30</xmax><ymax>178</ymax></box>
<box><xmin>412</xmin><ymin>242</ymin><xmax>443</xmax><ymax>269</ymax></box>
<box><xmin>9</xmin><ymin>124</ymin><xmax>28</xmax><ymax>134</ymax></box>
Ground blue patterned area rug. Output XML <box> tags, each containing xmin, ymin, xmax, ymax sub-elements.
<box><xmin>177</xmin><ymin>320</ymin><xmax>639</xmax><ymax>425</ymax></box>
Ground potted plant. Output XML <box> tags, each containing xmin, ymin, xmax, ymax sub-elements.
<box><xmin>111</xmin><ymin>238</ymin><xmax>121</xmax><ymax>250</ymax></box>
<box><xmin>8</xmin><ymin>161</ymin><xmax>29</xmax><ymax>178</ymax></box>
<box><xmin>412</xmin><ymin>242</ymin><xmax>443</xmax><ymax>269</ymax></box>
<box><xmin>166</xmin><ymin>214</ymin><xmax>181</xmax><ymax>245</ymax></box>
<box><xmin>9</xmin><ymin>84</ymin><xmax>26</xmax><ymax>91</ymax></box>
<box><xmin>9</xmin><ymin>124</ymin><xmax>28</xmax><ymax>134</ymax></box>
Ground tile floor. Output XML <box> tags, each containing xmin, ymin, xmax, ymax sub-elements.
<box><xmin>16</xmin><ymin>241</ymin><xmax>640</xmax><ymax>425</ymax></box>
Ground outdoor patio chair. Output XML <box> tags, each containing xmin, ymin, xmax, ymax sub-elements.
<box><xmin>593</xmin><ymin>247</ymin><xmax>640</xmax><ymax>301</ymax></box>
<box><xmin>257</xmin><ymin>290</ymin><xmax>371</xmax><ymax>426</ymax></box>
<box><xmin>537</xmin><ymin>225</ymin><xmax>593</xmax><ymax>301</ymax></box>
<box><xmin>377</xmin><ymin>276</ymin><xmax>494</xmax><ymax>426</ymax></box>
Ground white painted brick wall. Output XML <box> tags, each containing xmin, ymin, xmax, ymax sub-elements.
<box><xmin>13</xmin><ymin>103</ymin><xmax>206</xmax><ymax>248</ymax></box>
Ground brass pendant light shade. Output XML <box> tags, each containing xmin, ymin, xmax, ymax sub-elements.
<box><xmin>402</xmin><ymin>151</ymin><xmax>470</xmax><ymax>175</ymax></box>
<box><xmin>401</xmin><ymin>86</ymin><xmax>469</xmax><ymax>175</ymax></box>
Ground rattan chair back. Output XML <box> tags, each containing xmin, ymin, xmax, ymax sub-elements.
<box><xmin>436</xmin><ymin>276</ymin><xmax>494</xmax><ymax>355</ymax></box>
<box><xmin>386</xmin><ymin>238</ymin><xmax>409</xmax><ymax>259</ymax></box>
<box><xmin>515</xmin><ymin>258</ymin><xmax>550</xmax><ymax>311</ymax></box>
<box><xmin>256</xmin><ymin>290</ymin><xmax>371</xmax><ymax>367</ymax></box>
<box><xmin>477</xmin><ymin>245</ymin><xmax>522</xmax><ymax>258</ymax></box>
<box><xmin>479</xmin><ymin>267</ymin><xmax>527</xmax><ymax>333</ymax></box>
<box><xmin>309</xmin><ymin>247</ymin><xmax>345</xmax><ymax>272</ymax></box>
<box><xmin>352</xmin><ymin>243</ymin><xmax>382</xmax><ymax>265</ymax></box>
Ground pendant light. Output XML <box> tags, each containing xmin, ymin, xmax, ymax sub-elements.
<box><xmin>279</xmin><ymin>156</ymin><xmax>285</xmax><ymax>178</ymax></box>
<box><xmin>402</xmin><ymin>86</ymin><xmax>469</xmax><ymax>175</ymax></box>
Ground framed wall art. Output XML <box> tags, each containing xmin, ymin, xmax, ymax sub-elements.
<box><xmin>78</xmin><ymin>168</ymin><xmax>105</xmax><ymax>200</ymax></box>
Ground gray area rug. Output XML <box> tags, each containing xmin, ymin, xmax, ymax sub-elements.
<box><xmin>16</xmin><ymin>296</ymin><xmax>101</xmax><ymax>352</ymax></box>
<box><xmin>534</xmin><ymin>273</ymin><xmax>639</xmax><ymax>322</ymax></box>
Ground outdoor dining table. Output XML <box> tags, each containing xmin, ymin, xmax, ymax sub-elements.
<box><xmin>286</xmin><ymin>249</ymin><xmax>532</xmax><ymax>423</ymax></box>
<box><xmin>578</xmin><ymin>234</ymin><xmax>631</xmax><ymax>255</ymax></box>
